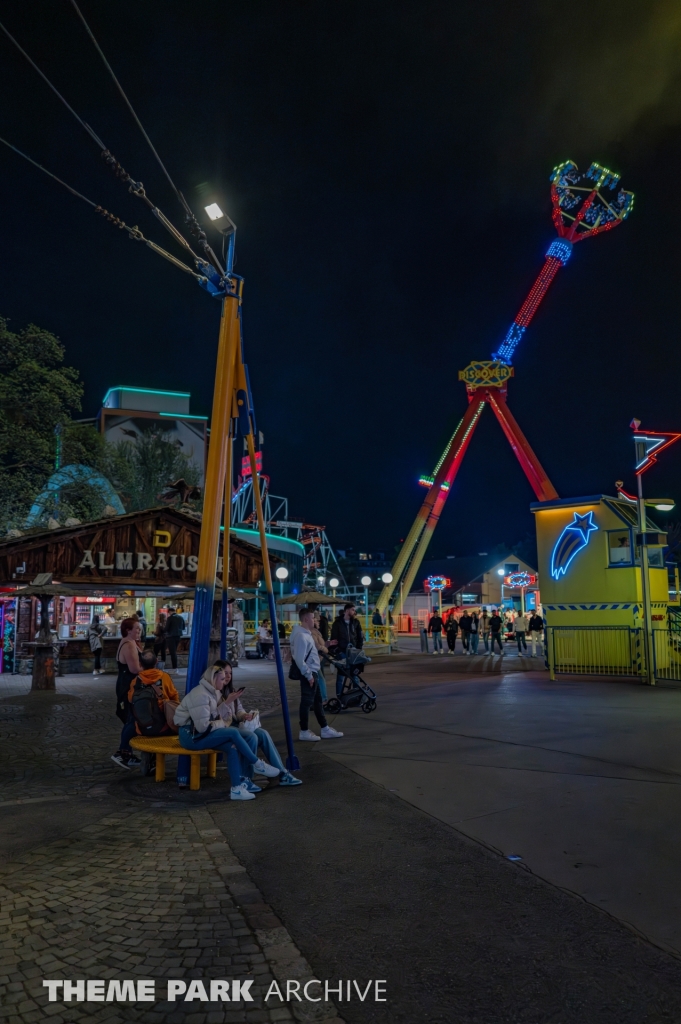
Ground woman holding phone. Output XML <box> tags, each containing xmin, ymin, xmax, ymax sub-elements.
<box><xmin>216</xmin><ymin>660</ymin><xmax>302</xmax><ymax>790</ymax></box>
<box><xmin>173</xmin><ymin>662</ymin><xmax>280</xmax><ymax>800</ymax></box>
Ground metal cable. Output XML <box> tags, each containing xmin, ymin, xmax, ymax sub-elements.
<box><xmin>0</xmin><ymin>134</ymin><xmax>204</xmax><ymax>280</ymax></box>
<box><xmin>69</xmin><ymin>0</ymin><xmax>225</xmax><ymax>276</ymax></box>
<box><xmin>0</xmin><ymin>19</ymin><xmax>105</xmax><ymax>149</ymax></box>
<box><xmin>0</xmin><ymin>13</ymin><xmax>206</xmax><ymax>267</ymax></box>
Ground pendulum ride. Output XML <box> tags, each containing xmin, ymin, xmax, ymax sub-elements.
<box><xmin>377</xmin><ymin>161</ymin><xmax>634</xmax><ymax>616</ymax></box>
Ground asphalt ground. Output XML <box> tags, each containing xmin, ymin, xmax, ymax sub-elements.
<box><xmin>4</xmin><ymin>661</ymin><xmax>681</xmax><ymax>1023</ymax></box>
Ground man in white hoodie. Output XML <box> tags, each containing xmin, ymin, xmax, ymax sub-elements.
<box><xmin>291</xmin><ymin>608</ymin><xmax>344</xmax><ymax>742</ymax></box>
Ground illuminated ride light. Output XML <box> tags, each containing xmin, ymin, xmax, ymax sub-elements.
<box><xmin>492</xmin><ymin>160</ymin><xmax>633</xmax><ymax>366</ymax></box>
<box><xmin>550</xmin><ymin>511</ymin><xmax>598</xmax><ymax>579</ymax></box>
<box><xmin>503</xmin><ymin>571</ymin><xmax>537</xmax><ymax>588</ymax></box>
<box><xmin>419</xmin><ymin>475</ymin><xmax>434</xmax><ymax>488</ymax></box>
<box><xmin>425</xmin><ymin>575</ymin><xmax>451</xmax><ymax>591</ymax></box>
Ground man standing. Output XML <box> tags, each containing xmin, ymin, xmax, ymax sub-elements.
<box><xmin>445</xmin><ymin>614</ymin><xmax>459</xmax><ymax>655</ymax></box>
<box><xmin>513</xmin><ymin>611</ymin><xmax>529</xmax><ymax>655</ymax></box>
<box><xmin>488</xmin><ymin>609</ymin><xmax>504</xmax><ymax>655</ymax></box>
<box><xmin>291</xmin><ymin>608</ymin><xmax>343</xmax><ymax>742</ymax></box>
<box><xmin>165</xmin><ymin>606</ymin><xmax>186</xmax><ymax>670</ymax></box>
<box><xmin>428</xmin><ymin>611</ymin><xmax>444</xmax><ymax>654</ymax></box>
<box><xmin>330</xmin><ymin>603</ymin><xmax>364</xmax><ymax>695</ymax></box>
<box><xmin>459</xmin><ymin>610</ymin><xmax>472</xmax><ymax>654</ymax></box>
<box><xmin>318</xmin><ymin>610</ymin><xmax>330</xmax><ymax>642</ymax></box>
<box><xmin>528</xmin><ymin>611</ymin><xmax>545</xmax><ymax>657</ymax></box>
<box><xmin>135</xmin><ymin>609</ymin><xmax>147</xmax><ymax>641</ymax></box>
<box><xmin>480</xmin><ymin>609</ymin><xmax>490</xmax><ymax>652</ymax></box>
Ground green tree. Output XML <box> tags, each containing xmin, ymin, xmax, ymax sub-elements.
<box><xmin>104</xmin><ymin>427</ymin><xmax>202</xmax><ymax>512</ymax></box>
<box><xmin>0</xmin><ymin>317</ymin><xmax>83</xmax><ymax>531</ymax></box>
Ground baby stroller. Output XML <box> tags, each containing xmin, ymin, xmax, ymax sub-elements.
<box><xmin>324</xmin><ymin>645</ymin><xmax>377</xmax><ymax>714</ymax></box>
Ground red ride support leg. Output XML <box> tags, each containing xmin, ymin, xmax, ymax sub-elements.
<box><xmin>485</xmin><ymin>389</ymin><xmax>558</xmax><ymax>501</ymax></box>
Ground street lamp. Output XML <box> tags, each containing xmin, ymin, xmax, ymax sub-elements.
<box><xmin>329</xmin><ymin>577</ymin><xmax>340</xmax><ymax>619</ymax></box>
<box><xmin>361</xmin><ymin>575</ymin><xmax>372</xmax><ymax>634</ymax></box>
<box><xmin>275</xmin><ymin>565</ymin><xmax>289</xmax><ymax>600</ymax></box>
<box><xmin>380</xmin><ymin>573</ymin><xmax>393</xmax><ymax>627</ymax></box>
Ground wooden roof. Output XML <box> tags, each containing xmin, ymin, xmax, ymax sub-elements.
<box><xmin>0</xmin><ymin>507</ymin><xmax>271</xmax><ymax>590</ymax></box>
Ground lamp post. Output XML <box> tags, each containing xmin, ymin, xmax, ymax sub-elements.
<box><xmin>329</xmin><ymin>577</ymin><xmax>339</xmax><ymax>621</ymax></box>
<box><xmin>629</xmin><ymin>420</ymin><xmax>681</xmax><ymax>685</ymax></box>
<box><xmin>361</xmin><ymin>576</ymin><xmax>372</xmax><ymax>634</ymax></box>
<box><xmin>275</xmin><ymin>566</ymin><xmax>289</xmax><ymax>600</ymax></box>
<box><xmin>381</xmin><ymin>573</ymin><xmax>393</xmax><ymax>628</ymax></box>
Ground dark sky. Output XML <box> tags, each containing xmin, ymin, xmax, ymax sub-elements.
<box><xmin>1</xmin><ymin>1</ymin><xmax>681</xmax><ymax>559</ymax></box>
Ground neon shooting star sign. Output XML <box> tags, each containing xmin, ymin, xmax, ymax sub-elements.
<box><xmin>551</xmin><ymin>511</ymin><xmax>599</xmax><ymax>579</ymax></box>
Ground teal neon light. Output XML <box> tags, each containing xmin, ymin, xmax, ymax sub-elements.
<box><xmin>159</xmin><ymin>412</ymin><xmax>208</xmax><ymax>421</ymax></box>
<box><xmin>551</xmin><ymin>511</ymin><xmax>598</xmax><ymax>579</ymax></box>
<box><xmin>102</xmin><ymin>386</ymin><xmax>191</xmax><ymax>405</ymax></box>
<box><xmin>221</xmin><ymin>524</ymin><xmax>305</xmax><ymax>555</ymax></box>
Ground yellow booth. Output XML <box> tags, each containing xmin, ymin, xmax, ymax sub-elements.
<box><xmin>531</xmin><ymin>494</ymin><xmax>670</xmax><ymax>677</ymax></box>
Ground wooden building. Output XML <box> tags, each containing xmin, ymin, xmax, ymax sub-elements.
<box><xmin>0</xmin><ymin>507</ymin><xmax>270</xmax><ymax>673</ymax></box>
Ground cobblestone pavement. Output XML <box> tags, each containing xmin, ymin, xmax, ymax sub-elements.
<box><xmin>0</xmin><ymin>674</ymin><xmax>342</xmax><ymax>1024</ymax></box>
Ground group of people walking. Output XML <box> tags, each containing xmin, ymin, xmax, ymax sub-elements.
<box><xmin>428</xmin><ymin>609</ymin><xmax>545</xmax><ymax>656</ymax></box>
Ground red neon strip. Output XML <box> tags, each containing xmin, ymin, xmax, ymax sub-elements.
<box><xmin>514</xmin><ymin>257</ymin><xmax>562</xmax><ymax>328</ymax></box>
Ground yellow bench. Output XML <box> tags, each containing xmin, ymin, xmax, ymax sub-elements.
<box><xmin>129</xmin><ymin>735</ymin><xmax>218</xmax><ymax>791</ymax></box>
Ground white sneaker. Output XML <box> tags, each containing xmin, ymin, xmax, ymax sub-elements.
<box><xmin>321</xmin><ymin>726</ymin><xmax>344</xmax><ymax>739</ymax></box>
<box><xmin>92</xmin><ymin>670</ymin><xmax>98</xmax><ymax>675</ymax></box>
<box><xmin>230</xmin><ymin>783</ymin><xmax>256</xmax><ymax>801</ymax></box>
<box><xmin>254</xmin><ymin>758</ymin><xmax>280</xmax><ymax>778</ymax></box>
<box><xmin>299</xmin><ymin>730</ymin><xmax>321</xmax><ymax>741</ymax></box>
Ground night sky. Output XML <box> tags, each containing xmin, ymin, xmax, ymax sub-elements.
<box><xmin>1</xmin><ymin>1</ymin><xmax>681</xmax><ymax>561</ymax></box>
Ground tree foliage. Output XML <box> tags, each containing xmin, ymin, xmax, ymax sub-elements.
<box><xmin>0</xmin><ymin>318</ymin><xmax>83</xmax><ymax>530</ymax></box>
<box><xmin>0</xmin><ymin>316</ymin><xmax>203</xmax><ymax>532</ymax></box>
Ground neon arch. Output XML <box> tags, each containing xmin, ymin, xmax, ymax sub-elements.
<box><xmin>24</xmin><ymin>464</ymin><xmax>125</xmax><ymax>527</ymax></box>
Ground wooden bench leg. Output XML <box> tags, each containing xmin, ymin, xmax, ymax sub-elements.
<box><xmin>190</xmin><ymin>755</ymin><xmax>201</xmax><ymax>791</ymax></box>
<box><xmin>207</xmin><ymin>752</ymin><xmax>217</xmax><ymax>779</ymax></box>
<box><xmin>156</xmin><ymin>753</ymin><xmax>166</xmax><ymax>783</ymax></box>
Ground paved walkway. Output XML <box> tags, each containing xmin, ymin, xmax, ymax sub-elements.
<box><xmin>0</xmin><ymin>670</ymin><xmax>342</xmax><ymax>1024</ymax></box>
<box><xmin>5</xmin><ymin>663</ymin><xmax>681</xmax><ymax>1022</ymax></box>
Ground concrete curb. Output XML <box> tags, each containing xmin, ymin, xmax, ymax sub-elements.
<box><xmin>189</xmin><ymin>808</ymin><xmax>344</xmax><ymax>1024</ymax></box>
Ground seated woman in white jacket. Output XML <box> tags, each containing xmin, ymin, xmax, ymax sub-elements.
<box><xmin>215</xmin><ymin>660</ymin><xmax>302</xmax><ymax>790</ymax></box>
<box><xmin>174</xmin><ymin>663</ymin><xmax>280</xmax><ymax>801</ymax></box>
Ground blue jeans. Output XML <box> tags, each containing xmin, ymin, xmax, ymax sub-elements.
<box><xmin>431</xmin><ymin>631</ymin><xmax>443</xmax><ymax>652</ymax></box>
<box><xmin>120</xmin><ymin>715</ymin><xmax>137</xmax><ymax>753</ymax></box>
<box><xmin>238</xmin><ymin>727</ymin><xmax>286</xmax><ymax>778</ymax></box>
<box><xmin>490</xmin><ymin>631</ymin><xmax>503</xmax><ymax>653</ymax></box>
<box><xmin>178</xmin><ymin>724</ymin><xmax>255</xmax><ymax>788</ymax></box>
<box><xmin>317</xmin><ymin>667</ymin><xmax>328</xmax><ymax>701</ymax></box>
<box><xmin>470</xmin><ymin>632</ymin><xmax>479</xmax><ymax>654</ymax></box>
<box><xmin>516</xmin><ymin>630</ymin><xmax>527</xmax><ymax>653</ymax></box>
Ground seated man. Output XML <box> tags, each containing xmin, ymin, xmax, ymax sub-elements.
<box><xmin>113</xmin><ymin>649</ymin><xmax>181</xmax><ymax>768</ymax></box>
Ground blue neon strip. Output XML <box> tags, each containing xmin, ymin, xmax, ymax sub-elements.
<box><xmin>492</xmin><ymin>323</ymin><xmax>525</xmax><ymax>364</ymax></box>
<box><xmin>546</xmin><ymin>238</ymin><xmax>572</xmax><ymax>264</ymax></box>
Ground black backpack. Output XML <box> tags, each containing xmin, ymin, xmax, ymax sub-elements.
<box><xmin>131</xmin><ymin>677</ymin><xmax>168</xmax><ymax>736</ymax></box>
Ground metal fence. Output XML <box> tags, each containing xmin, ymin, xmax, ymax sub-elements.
<box><xmin>547</xmin><ymin>626</ymin><xmax>644</xmax><ymax>679</ymax></box>
<box><xmin>547</xmin><ymin>625</ymin><xmax>681</xmax><ymax>682</ymax></box>
<box><xmin>652</xmin><ymin>628</ymin><xmax>681</xmax><ymax>681</ymax></box>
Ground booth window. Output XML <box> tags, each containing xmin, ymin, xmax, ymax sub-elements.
<box><xmin>608</xmin><ymin>530</ymin><xmax>632</xmax><ymax>565</ymax></box>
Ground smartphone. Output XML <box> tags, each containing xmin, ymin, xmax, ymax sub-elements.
<box><xmin>235</xmin><ymin>686</ymin><xmax>246</xmax><ymax>694</ymax></box>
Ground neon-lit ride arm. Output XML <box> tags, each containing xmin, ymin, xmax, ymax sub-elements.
<box><xmin>491</xmin><ymin>239</ymin><xmax>572</xmax><ymax>364</ymax></box>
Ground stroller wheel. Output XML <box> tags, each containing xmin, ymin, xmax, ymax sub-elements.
<box><xmin>362</xmin><ymin>699</ymin><xmax>377</xmax><ymax>713</ymax></box>
<box><xmin>325</xmin><ymin>698</ymin><xmax>342</xmax><ymax>714</ymax></box>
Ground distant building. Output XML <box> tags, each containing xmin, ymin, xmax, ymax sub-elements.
<box><xmin>397</xmin><ymin>553</ymin><xmax>539</xmax><ymax>630</ymax></box>
<box><xmin>99</xmin><ymin>386</ymin><xmax>207</xmax><ymax>485</ymax></box>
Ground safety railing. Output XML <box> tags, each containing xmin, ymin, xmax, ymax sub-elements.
<box><xmin>652</xmin><ymin>627</ymin><xmax>681</xmax><ymax>681</ymax></box>
<box><xmin>547</xmin><ymin>626</ymin><xmax>645</xmax><ymax>680</ymax></box>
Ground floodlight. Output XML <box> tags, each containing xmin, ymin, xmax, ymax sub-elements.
<box><xmin>205</xmin><ymin>203</ymin><xmax>225</xmax><ymax>221</ymax></box>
